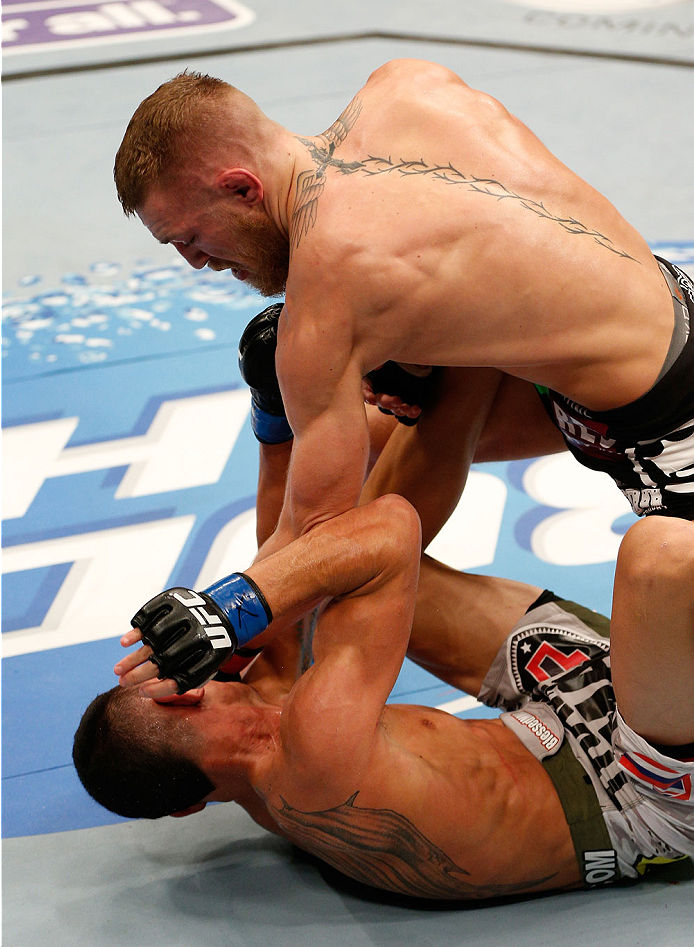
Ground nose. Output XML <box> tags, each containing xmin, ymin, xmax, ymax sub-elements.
<box><xmin>173</xmin><ymin>243</ymin><xmax>211</xmax><ymax>270</ymax></box>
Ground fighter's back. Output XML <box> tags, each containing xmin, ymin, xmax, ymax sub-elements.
<box><xmin>288</xmin><ymin>59</ymin><xmax>672</xmax><ymax>411</ymax></box>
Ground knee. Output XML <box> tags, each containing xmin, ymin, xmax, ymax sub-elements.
<box><xmin>617</xmin><ymin>516</ymin><xmax>694</xmax><ymax>589</ymax></box>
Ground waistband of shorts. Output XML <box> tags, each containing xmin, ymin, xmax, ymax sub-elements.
<box><xmin>542</xmin><ymin>739</ymin><xmax>623</xmax><ymax>887</ymax></box>
<box><xmin>655</xmin><ymin>256</ymin><xmax>694</xmax><ymax>312</ymax></box>
<box><xmin>578</xmin><ymin>257</ymin><xmax>694</xmax><ymax>433</ymax></box>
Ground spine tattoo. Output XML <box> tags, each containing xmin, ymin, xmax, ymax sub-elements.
<box><xmin>291</xmin><ymin>97</ymin><xmax>637</xmax><ymax>261</ymax></box>
<box><xmin>269</xmin><ymin>791</ymin><xmax>557</xmax><ymax>899</ymax></box>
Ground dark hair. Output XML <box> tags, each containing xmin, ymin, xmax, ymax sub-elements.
<box><xmin>72</xmin><ymin>686</ymin><xmax>214</xmax><ymax>819</ymax></box>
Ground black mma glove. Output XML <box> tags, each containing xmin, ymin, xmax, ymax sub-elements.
<box><xmin>131</xmin><ymin>573</ymin><xmax>273</xmax><ymax>694</ymax></box>
<box><xmin>366</xmin><ymin>362</ymin><xmax>440</xmax><ymax>426</ymax></box>
<box><xmin>238</xmin><ymin>303</ymin><xmax>294</xmax><ymax>444</ymax></box>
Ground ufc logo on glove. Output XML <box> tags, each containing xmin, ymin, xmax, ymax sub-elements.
<box><xmin>171</xmin><ymin>590</ymin><xmax>233</xmax><ymax>649</ymax></box>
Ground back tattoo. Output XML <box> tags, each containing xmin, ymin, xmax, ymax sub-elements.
<box><xmin>292</xmin><ymin>97</ymin><xmax>638</xmax><ymax>263</ymax></box>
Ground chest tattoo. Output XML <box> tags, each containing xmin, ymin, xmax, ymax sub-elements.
<box><xmin>269</xmin><ymin>791</ymin><xmax>557</xmax><ymax>899</ymax></box>
<box><xmin>291</xmin><ymin>100</ymin><xmax>637</xmax><ymax>262</ymax></box>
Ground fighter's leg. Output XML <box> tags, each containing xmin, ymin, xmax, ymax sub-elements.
<box><xmin>365</xmin><ymin>369</ymin><xmax>565</xmax><ymax>459</ymax></box>
<box><xmin>474</xmin><ymin>373</ymin><xmax>567</xmax><ymax>462</ymax></box>
<box><xmin>610</xmin><ymin>515</ymin><xmax>694</xmax><ymax>746</ymax></box>
<box><xmin>407</xmin><ymin>554</ymin><xmax>542</xmax><ymax>696</ymax></box>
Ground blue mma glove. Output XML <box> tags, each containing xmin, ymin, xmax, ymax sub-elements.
<box><xmin>131</xmin><ymin>573</ymin><xmax>273</xmax><ymax>693</ymax></box>
<box><xmin>239</xmin><ymin>303</ymin><xmax>294</xmax><ymax>444</ymax></box>
<box><xmin>365</xmin><ymin>362</ymin><xmax>440</xmax><ymax>426</ymax></box>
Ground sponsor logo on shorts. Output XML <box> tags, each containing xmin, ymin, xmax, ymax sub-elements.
<box><xmin>623</xmin><ymin>486</ymin><xmax>664</xmax><ymax>514</ymax></box>
<box><xmin>619</xmin><ymin>751</ymin><xmax>693</xmax><ymax>800</ymax></box>
<box><xmin>511</xmin><ymin>710</ymin><xmax>560</xmax><ymax>751</ymax></box>
<box><xmin>562</xmin><ymin>398</ymin><xmax>591</xmax><ymax>419</ymax></box>
<box><xmin>674</xmin><ymin>269</ymin><xmax>694</xmax><ymax>309</ymax></box>
<box><xmin>583</xmin><ymin>849</ymin><xmax>617</xmax><ymax>886</ymax></box>
<box><xmin>551</xmin><ymin>402</ymin><xmax>619</xmax><ymax>459</ymax></box>
<box><xmin>513</xmin><ymin>630</ymin><xmax>607</xmax><ymax>692</ymax></box>
<box><xmin>524</xmin><ymin>640</ymin><xmax>593</xmax><ymax>683</ymax></box>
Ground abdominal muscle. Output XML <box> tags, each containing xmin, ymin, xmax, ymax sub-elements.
<box><xmin>266</xmin><ymin>707</ymin><xmax>582</xmax><ymax>899</ymax></box>
<box><xmin>379</xmin><ymin>708</ymin><xmax>582</xmax><ymax>895</ymax></box>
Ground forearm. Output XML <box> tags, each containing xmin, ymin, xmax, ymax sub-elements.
<box><xmin>117</xmin><ymin>494</ymin><xmax>415</xmax><ymax>696</ymax></box>
<box><xmin>255</xmin><ymin>440</ymin><xmax>293</xmax><ymax>547</ymax></box>
<box><xmin>254</xmin><ymin>404</ymin><xmax>370</xmax><ymax>568</ymax></box>
<box><xmin>255</xmin><ymin>407</ymin><xmax>394</xmax><ymax>566</ymax></box>
<box><xmin>249</xmin><ymin>410</ymin><xmax>391</xmax><ymax>689</ymax></box>
<box><xmin>213</xmin><ymin>497</ymin><xmax>400</xmax><ymax>651</ymax></box>
<box><xmin>247</xmin><ymin>503</ymin><xmax>385</xmax><ymax>621</ymax></box>
<box><xmin>361</xmin><ymin>367</ymin><xmax>503</xmax><ymax>548</ymax></box>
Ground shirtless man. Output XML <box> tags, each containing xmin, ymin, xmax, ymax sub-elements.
<box><xmin>75</xmin><ymin>363</ymin><xmax>693</xmax><ymax>900</ymax></box>
<box><xmin>114</xmin><ymin>60</ymin><xmax>694</xmax><ymax>551</ymax></box>
<box><xmin>74</xmin><ymin>491</ymin><xmax>694</xmax><ymax>899</ymax></box>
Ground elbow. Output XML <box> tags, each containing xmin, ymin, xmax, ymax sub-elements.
<box><xmin>368</xmin><ymin>493</ymin><xmax>422</xmax><ymax>558</ymax></box>
<box><xmin>295</xmin><ymin>504</ymin><xmax>355</xmax><ymax>539</ymax></box>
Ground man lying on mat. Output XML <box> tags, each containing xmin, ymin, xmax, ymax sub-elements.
<box><xmin>74</xmin><ymin>377</ymin><xmax>694</xmax><ymax>900</ymax></box>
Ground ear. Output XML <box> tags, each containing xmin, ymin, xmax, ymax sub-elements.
<box><xmin>217</xmin><ymin>168</ymin><xmax>264</xmax><ymax>205</ymax></box>
<box><xmin>154</xmin><ymin>688</ymin><xmax>205</xmax><ymax>707</ymax></box>
<box><xmin>170</xmin><ymin>801</ymin><xmax>208</xmax><ymax>818</ymax></box>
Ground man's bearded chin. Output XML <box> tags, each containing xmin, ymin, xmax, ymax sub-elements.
<box><xmin>209</xmin><ymin>217</ymin><xmax>289</xmax><ymax>298</ymax></box>
<box><xmin>248</xmin><ymin>238</ymin><xmax>289</xmax><ymax>297</ymax></box>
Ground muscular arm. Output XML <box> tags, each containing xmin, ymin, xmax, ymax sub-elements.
<box><xmin>361</xmin><ymin>367</ymin><xmax>504</xmax><ymax>549</ymax></box>
<box><xmin>271</xmin><ymin>494</ymin><xmax>421</xmax><ymax>801</ymax></box>
<box><xmin>118</xmin><ymin>494</ymin><xmax>418</xmax><ymax>695</ymax></box>
<box><xmin>257</xmin><ymin>311</ymin><xmax>370</xmax><ymax>558</ymax></box>
<box><xmin>249</xmin><ymin>404</ymin><xmax>398</xmax><ymax>694</ymax></box>
<box><xmin>255</xmin><ymin>441</ymin><xmax>293</xmax><ymax>547</ymax></box>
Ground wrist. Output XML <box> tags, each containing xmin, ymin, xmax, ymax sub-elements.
<box><xmin>203</xmin><ymin>572</ymin><xmax>273</xmax><ymax>647</ymax></box>
<box><xmin>250</xmin><ymin>401</ymin><xmax>293</xmax><ymax>445</ymax></box>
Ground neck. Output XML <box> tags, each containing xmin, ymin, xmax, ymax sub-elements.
<box><xmin>205</xmin><ymin>703</ymin><xmax>282</xmax><ymax>801</ymax></box>
<box><xmin>259</xmin><ymin>123</ymin><xmax>304</xmax><ymax>244</ymax></box>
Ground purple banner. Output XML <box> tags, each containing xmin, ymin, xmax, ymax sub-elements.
<box><xmin>2</xmin><ymin>0</ymin><xmax>255</xmax><ymax>52</ymax></box>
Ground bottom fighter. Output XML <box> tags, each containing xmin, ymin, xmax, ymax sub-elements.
<box><xmin>74</xmin><ymin>489</ymin><xmax>694</xmax><ymax>898</ymax></box>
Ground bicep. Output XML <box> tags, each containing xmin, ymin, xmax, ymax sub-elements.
<box><xmin>361</xmin><ymin>367</ymin><xmax>504</xmax><ymax>547</ymax></box>
<box><xmin>281</xmin><ymin>574</ymin><xmax>413</xmax><ymax>781</ymax></box>
<box><xmin>278</xmin><ymin>496</ymin><xmax>421</xmax><ymax>782</ymax></box>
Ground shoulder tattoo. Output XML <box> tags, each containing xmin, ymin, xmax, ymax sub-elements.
<box><xmin>270</xmin><ymin>791</ymin><xmax>558</xmax><ymax>899</ymax></box>
<box><xmin>291</xmin><ymin>105</ymin><xmax>637</xmax><ymax>261</ymax></box>
<box><xmin>291</xmin><ymin>97</ymin><xmax>364</xmax><ymax>250</ymax></box>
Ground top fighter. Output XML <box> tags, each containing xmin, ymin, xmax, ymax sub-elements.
<box><xmin>114</xmin><ymin>60</ymin><xmax>694</xmax><ymax>553</ymax></box>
